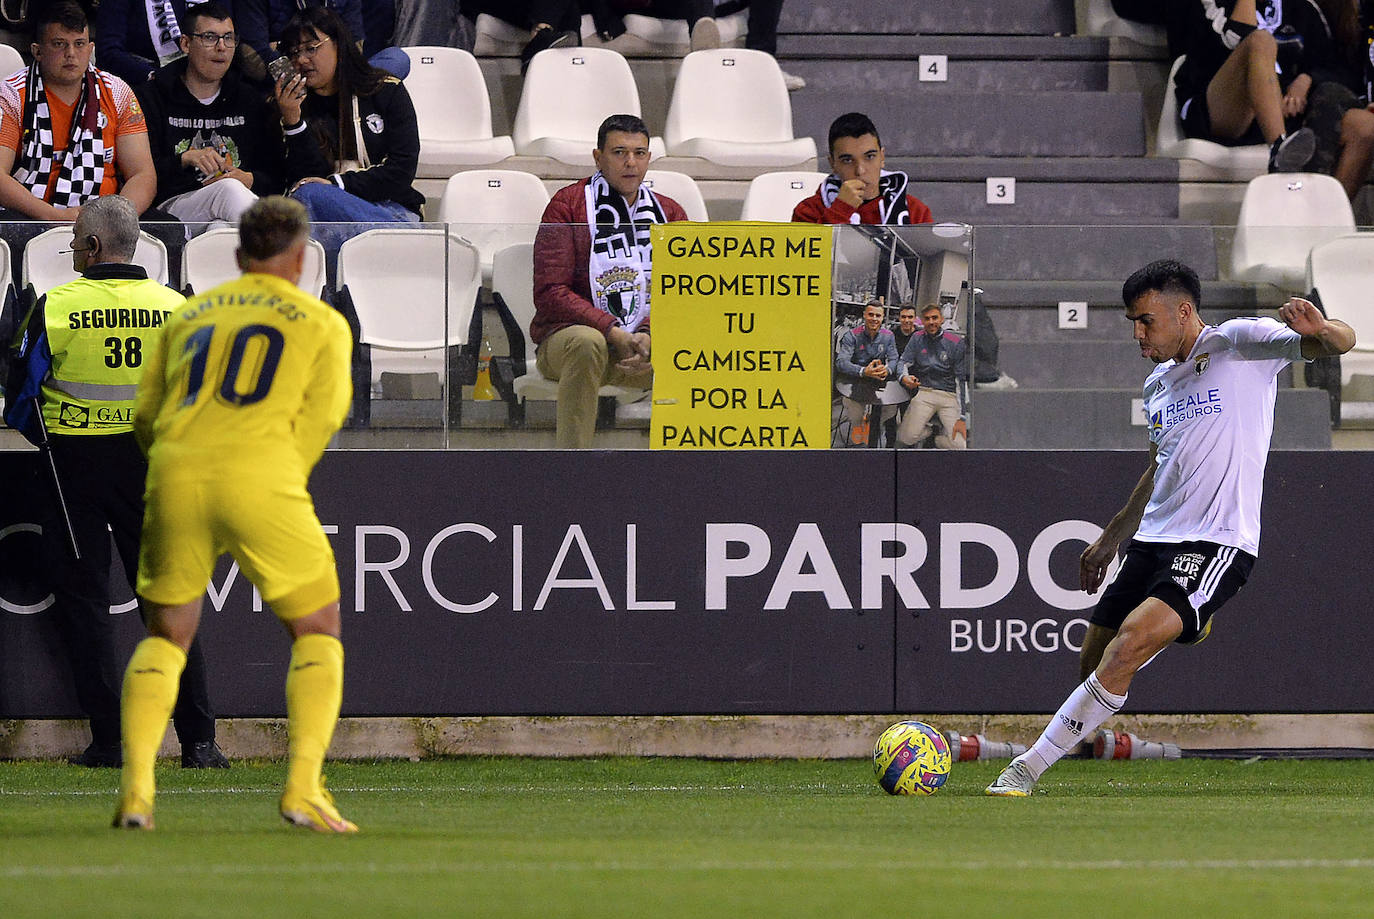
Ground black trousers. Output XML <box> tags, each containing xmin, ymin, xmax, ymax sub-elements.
<box><xmin>43</xmin><ymin>433</ymin><xmax>215</xmax><ymax>749</ymax></box>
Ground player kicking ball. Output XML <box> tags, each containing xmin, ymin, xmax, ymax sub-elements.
<box><xmin>987</xmin><ymin>259</ymin><xmax>1354</xmax><ymax>797</ymax></box>
<box><xmin>114</xmin><ymin>197</ymin><xmax>356</xmax><ymax>831</ymax></box>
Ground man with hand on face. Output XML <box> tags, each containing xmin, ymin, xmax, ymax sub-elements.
<box><xmin>531</xmin><ymin>113</ymin><xmax>688</xmax><ymax>449</ymax></box>
<box><xmin>792</xmin><ymin>112</ymin><xmax>933</xmax><ymax>226</ymax></box>
<box><xmin>136</xmin><ymin>1</ymin><xmax>285</xmax><ymax>223</ymax></box>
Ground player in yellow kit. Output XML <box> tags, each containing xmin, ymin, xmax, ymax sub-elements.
<box><xmin>114</xmin><ymin>196</ymin><xmax>356</xmax><ymax>832</ymax></box>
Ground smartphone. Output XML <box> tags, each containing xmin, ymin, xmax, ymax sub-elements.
<box><xmin>268</xmin><ymin>55</ymin><xmax>296</xmax><ymax>84</ymax></box>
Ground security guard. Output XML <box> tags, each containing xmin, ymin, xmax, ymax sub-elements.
<box><xmin>39</xmin><ymin>195</ymin><xmax>227</xmax><ymax>769</ymax></box>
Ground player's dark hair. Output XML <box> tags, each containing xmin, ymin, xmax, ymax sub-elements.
<box><xmin>597</xmin><ymin>114</ymin><xmax>650</xmax><ymax>149</ymax></box>
<box><xmin>182</xmin><ymin>1</ymin><xmax>234</xmax><ymax>32</ymax></box>
<box><xmin>920</xmin><ymin>303</ymin><xmax>942</xmax><ymax>316</ymax></box>
<box><xmin>1122</xmin><ymin>259</ymin><xmax>1202</xmax><ymax>309</ymax></box>
<box><xmin>828</xmin><ymin>112</ymin><xmax>881</xmax><ymax>157</ymax></box>
<box><xmin>35</xmin><ymin>0</ymin><xmax>87</xmax><ymax>40</ymax></box>
<box><xmin>239</xmin><ymin>196</ymin><xmax>310</xmax><ymax>261</ymax></box>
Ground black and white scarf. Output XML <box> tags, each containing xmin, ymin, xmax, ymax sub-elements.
<box><xmin>16</xmin><ymin>61</ymin><xmax>104</xmax><ymax>208</ymax></box>
<box><xmin>147</xmin><ymin>0</ymin><xmax>185</xmax><ymax>66</ymax></box>
<box><xmin>820</xmin><ymin>169</ymin><xmax>912</xmax><ymax>225</ymax></box>
<box><xmin>584</xmin><ymin>171</ymin><xmax>667</xmax><ymax>333</ymax></box>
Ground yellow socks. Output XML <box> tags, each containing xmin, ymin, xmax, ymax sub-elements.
<box><xmin>284</xmin><ymin>634</ymin><xmax>344</xmax><ymax>796</ymax></box>
<box><xmin>119</xmin><ymin>637</ymin><xmax>187</xmax><ymax>805</ymax></box>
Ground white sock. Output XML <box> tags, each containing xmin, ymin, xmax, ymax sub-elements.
<box><xmin>1019</xmin><ymin>673</ymin><xmax>1127</xmax><ymax>779</ymax></box>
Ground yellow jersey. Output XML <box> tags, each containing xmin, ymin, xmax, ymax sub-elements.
<box><xmin>133</xmin><ymin>272</ymin><xmax>353</xmax><ymax>474</ymax></box>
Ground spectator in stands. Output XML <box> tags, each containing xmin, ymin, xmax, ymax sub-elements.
<box><xmin>588</xmin><ymin>0</ymin><xmax>722</xmax><ymax>52</ymax></box>
<box><xmin>531</xmin><ymin>113</ymin><xmax>688</xmax><ymax>448</ymax></box>
<box><xmin>0</xmin><ymin>1</ymin><xmax>157</xmax><ymax>221</ymax></box>
<box><xmin>714</xmin><ymin>0</ymin><xmax>805</xmax><ymax>90</ymax></box>
<box><xmin>463</xmin><ymin>1</ymin><xmax>580</xmax><ymax>72</ymax></box>
<box><xmin>238</xmin><ymin>0</ymin><xmax>410</xmax><ymax>78</ymax></box>
<box><xmin>135</xmin><ymin>1</ymin><xmax>285</xmax><ymax>223</ymax></box>
<box><xmin>1299</xmin><ymin>0</ymin><xmax>1374</xmax><ymax>200</ymax></box>
<box><xmin>896</xmin><ymin>303</ymin><xmax>968</xmax><ymax>449</ymax></box>
<box><xmin>274</xmin><ymin>6</ymin><xmax>424</xmax><ymax>229</ymax></box>
<box><xmin>834</xmin><ymin>300</ymin><xmax>900</xmax><ymax>445</ymax></box>
<box><xmin>95</xmin><ymin>0</ymin><xmax>234</xmax><ymax>85</ymax></box>
<box><xmin>1168</xmin><ymin>0</ymin><xmax>1330</xmax><ymax>172</ymax></box>
<box><xmin>792</xmin><ymin>112</ymin><xmax>933</xmax><ymax>225</ymax></box>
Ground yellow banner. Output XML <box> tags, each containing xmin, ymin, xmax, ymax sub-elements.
<box><xmin>649</xmin><ymin>223</ymin><xmax>833</xmax><ymax>449</ymax></box>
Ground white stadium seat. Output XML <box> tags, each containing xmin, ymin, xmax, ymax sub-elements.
<box><xmin>512</xmin><ymin>47</ymin><xmax>665</xmax><ymax>165</ymax></box>
<box><xmin>1306</xmin><ymin>235</ymin><xmax>1374</xmax><ymax>385</ymax></box>
<box><xmin>491</xmin><ymin>242</ymin><xmax>646</xmax><ymax>410</ymax></box>
<box><xmin>1230</xmin><ymin>173</ymin><xmax>1354</xmax><ymax>291</ymax></box>
<box><xmin>663</xmin><ymin>49</ymin><xmax>817</xmax><ymax>167</ymax></box>
<box><xmin>23</xmin><ymin>226</ymin><xmax>168</xmax><ymax>296</ymax></box>
<box><xmin>1156</xmin><ymin>56</ymin><xmax>1268</xmax><ymax>179</ymax></box>
<box><xmin>739</xmin><ymin>171</ymin><xmax>826</xmax><ymax>221</ymax></box>
<box><xmin>1080</xmin><ymin>0</ymin><xmax>1166</xmax><ymax>46</ymax></box>
<box><xmin>181</xmin><ymin>226</ymin><xmax>327</xmax><ymax>298</ymax></box>
<box><xmin>435</xmin><ymin>169</ymin><xmax>551</xmax><ymax>285</ymax></box>
<box><xmin>0</xmin><ymin>43</ymin><xmax>22</xmax><ymax>78</ymax></box>
<box><xmin>403</xmin><ymin>46</ymin><xmax>514</xmax><ymax>176</ymax></box>
<box><xmin>642</xmin><ymin>170</ymin><xmax>709</xmax><ymax>221</ymax></box>
<box><xmin>337</xmin><ymin>228</ymin><xmax>481</xmax><ymax>386</ymax></box>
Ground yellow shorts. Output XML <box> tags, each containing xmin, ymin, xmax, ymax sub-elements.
<box><xmin>136</xmin><ymin>462</ymin><xmax>340</xmax><ymax>620</ymax></box>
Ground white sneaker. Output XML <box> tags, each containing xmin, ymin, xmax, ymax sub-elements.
<box><xmin>690</xmin><ymin>17</ymin><xmax>721</xmax><ymax>52</ymax></box>
<box><xmin>977</xmin><ymin>372</ymin><xmax>1019</xmax><ymax>390</ymax></box>
<box><xmin>984</xmin><ymin>759</ymin><xmax>1037</xmax><ymax>797</ymax></box>
<box><xmin>781</xmin><ymin>69</ymin><xmax>806</xmax><ymax>91</ymax></box>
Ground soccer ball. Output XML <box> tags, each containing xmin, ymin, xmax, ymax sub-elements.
<box><xmin>873</xmin><ymin>721</ymin><xmax>952</xmax><ymax>795</ymax></box>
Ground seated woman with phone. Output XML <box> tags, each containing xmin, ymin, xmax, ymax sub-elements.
<box><xmin>273</xmin><ymin>6</ymin><xmax>425</xmax><ymax>232</ymax></box>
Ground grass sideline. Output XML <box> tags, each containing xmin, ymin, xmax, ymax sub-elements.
<box><xmin>2</xmin><ymin>756</ymin><xmax>1372</xmax><ymax>918</ymax></box>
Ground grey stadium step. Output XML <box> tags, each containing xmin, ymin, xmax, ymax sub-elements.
<box><xmin>779</xmin><ymin>0</ymin><xmax>1076</xmax><ymax>37</ymax></box>
<box><xmin>781</xmin><ymin>34</ymin><xmax>1113</xmax><ymax>62</ymax></box>
<box><xmin>971</xmin><ymin>389</ymin><xmax>1332</xmax><ymax>449</ymax></box>
<box><xmin>914</xmin><ymin>179</ymin><xmax>1177</xmax><ymax>224</ymax></box>
<box><xmin>893</xmin><ymin>157</ymin><xmax>1179</xmax><ymax>224</ymax></box>
<box><xmin>780</xmin><ymin>36</ymin><xmax>1112</xmax><ymax>94</ymax></box>
<box><xmin>983</xmin><ymin>303</ymin><xmax>1277</xmax><ymax>340</ymax></box>
<box><xmin>994</xmin><ymin>340</ymin><xmax>1162</xmax><ymax>389</ymax></box>
<box><xmin>969</xmin><ymin>225</ymin><xmax>1220</xmax><ymax>282</ymax></box>
<box><xmin>793</xmin><ymin>92</ymin><xmax>1146</xmax><ymax>158</ymax></box>
<box><xmin>976</xmin><ymin>282</ymin><xmax>1268</xmax><ymax>312</ymax></box>
<box><xmin>989</xmin><ymin>340</ymin><xmax>1299</xmax><ymax>390</ymax></box>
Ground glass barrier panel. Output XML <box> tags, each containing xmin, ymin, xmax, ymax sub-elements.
<box><xmin>1</xmin><ymin>220</ymin><xmax>1368</xmax><ymax>452</ymax></box>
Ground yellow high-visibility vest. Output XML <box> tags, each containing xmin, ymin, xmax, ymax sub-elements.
<box><xmin>41</xmin><ymin>271</ymin><xmax>185</xmax><ymax>435</ymax></box>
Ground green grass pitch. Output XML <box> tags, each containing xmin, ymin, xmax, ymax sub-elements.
<box><xmin>3</xmin><ymin>755</ymin><xmax>1372</xmax><ymax>918</ymax></box>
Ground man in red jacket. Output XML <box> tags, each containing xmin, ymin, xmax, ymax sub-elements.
<box><xmin>792</xmin><ymin>112</ymin><xmax>932</xmax><ymax>225</ymax></box>
<box><xmin>532</xmin><ymin>113</ymin><xmax>688</xmax><ymax>448</ymax></box>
